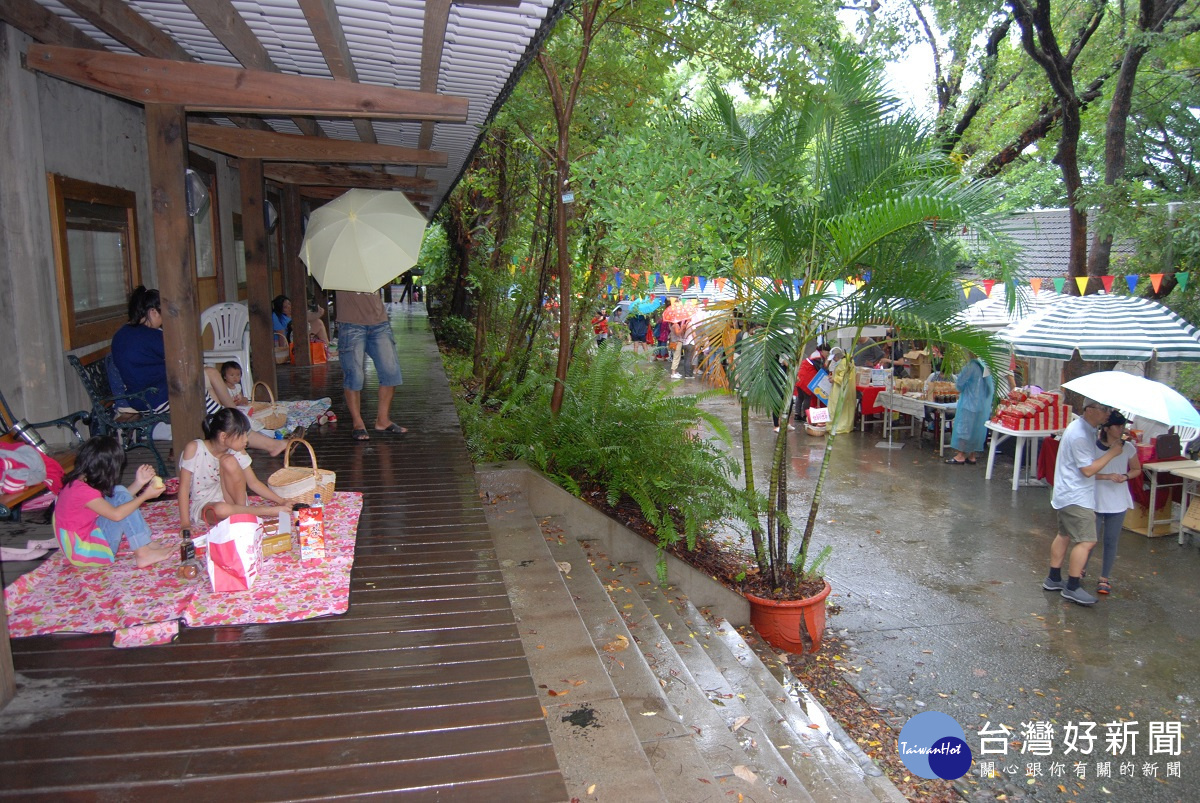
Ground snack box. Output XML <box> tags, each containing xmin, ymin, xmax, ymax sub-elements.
<box><xmin>297</xmin><ymin>506</ymin><xmax>325</xmax><ymax>561</ymax></box>
<box><xmin>259</xmin><ymin>514</ymin><xmax>293</xmax><ymax>558</ymax></box>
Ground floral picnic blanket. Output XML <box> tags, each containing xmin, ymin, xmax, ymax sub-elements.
<box><xmin>3</xmin><ymin>492</ymin><xmax>363</xmax><ymax>648</ymax></box>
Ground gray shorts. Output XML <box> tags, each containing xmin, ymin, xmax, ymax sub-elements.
<box><xmin>1057</xmin><ymin>505</ymin><xmax>1097</xmax><ymax>544</ymax></box>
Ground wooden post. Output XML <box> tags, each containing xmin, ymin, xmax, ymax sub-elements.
<box><xmin>283</xmin><ymin>184</ymin><xmax>310</xmax><ymax>365</ymax></box>
<box><xmin>240</xmin><ymin>158</ymin><xmax>276</xmax><ymax>390</ymax></box>
<box><xmin>144</xmin><ymin>104</ymin><xmax>205</xmax><ymax>460</ymax></box>
<box><xmin>1</xmin><ymin>589</ymin><xmax>14</xmax><ymax>709</ymax></box>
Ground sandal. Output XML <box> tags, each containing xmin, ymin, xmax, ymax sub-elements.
<box><xmin>944</xmin><ymin>458</ymin><xmax>968</xmax><ymax>465</ymax></box>
<box><xmin>1096</xmin><ymin>579</ymin><xmax>1111</xmax><ymax>595</ymax></box>
<box><xmin>352</xmin><ymin>428</ymin><xmax>370</xmax><ymax>441</ymax></box>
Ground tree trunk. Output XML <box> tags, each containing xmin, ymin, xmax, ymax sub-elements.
<box><xmin>740</xmin><ymin>398</ymin><xmax>767</xmax><ymax>574</ymax></box>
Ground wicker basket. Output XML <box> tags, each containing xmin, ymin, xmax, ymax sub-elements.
<box><xmin>250</xmin><ymin>381</ymin><xmax>288</xmax><ymax>430</ymax></box>
<box><xmin>268</xmin><ymin>439</ymin><xmax>336</xmax><ymax>504</ymax></box>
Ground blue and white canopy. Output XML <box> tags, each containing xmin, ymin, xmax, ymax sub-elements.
<box><xmin>998</xmin><ymin>293</ymin><xmax>1200</xmax><ymax>362</ymax></box>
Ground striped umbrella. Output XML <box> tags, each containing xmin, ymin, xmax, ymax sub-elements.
<box><xmin>998</xmin><ymin>293</ymin><xmax>1200</xmax><ymax>362</ymax></box>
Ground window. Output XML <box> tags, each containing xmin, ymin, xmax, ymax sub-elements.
<box><xmin>47</xmin><ymin>174</ymin><xmax>141</xmax><ymax>350</ymax></box>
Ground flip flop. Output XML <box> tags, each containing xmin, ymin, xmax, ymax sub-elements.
<box><xmin>944</xmin><ymin>458</ymin><xmax>968</xmax><ymax>465</ymax></box>
<box><xmin>352</xmin><ymin>428</ymin><xmax>370</xmax><ymax>441</ymax></box>
<box><xmin>1097</xmin><ymin>579</ymin><xmax>1111</xmax><ymax>595</ymax></box>
<box><xmin>375</xmin><ymin>423</ymin><xmax>408</xmax><ymax>435</ymax></box>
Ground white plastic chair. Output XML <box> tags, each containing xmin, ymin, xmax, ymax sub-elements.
<box><xmin>201</xmin><ymin>302</ymin><xmax>252</xmax><ymax>390</ymax></box>
<box><xmin>1173</xmin><ymin>425</ymin><xmax>1199</xmax><ymax>455</ymax></box>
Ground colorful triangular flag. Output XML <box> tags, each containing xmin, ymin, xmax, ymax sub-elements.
<box><xmin>1075</xmin><ymin>276</ymin><xmax>1089</xmax><ymax>295</ymax></box>
<box><xmin>614</xmin><ymin>270</ymin><xmax>622</xmax><ymax>288</ymax></box>
<box><xmin>715</xmin><ymin>277</ymin><xmax>726</xmax><ymax>292</ymax></box>
<box><xmin>1126</xmin><ymin>274</ymin><xmax>1138</xmax><ymax>293</ymax></box>
<box><xmin>834</xmin><ymin>279</ymin><xmax>845</xmax><ymax>295</ymax></box>
<box><xmin>681</xmin><ymin>276</ymin><xmax>692</xmax><ymax>290</ymax></box>
<box><xmin>698</xmin><ymin>276</ymin><xmax>707</xmax><ymax>292</ymax></box>
<box><xmin>792</xmin><ymin>279</ymin><xmax>802</xmax><ymax>295</ymax></box>
<box><xmin>1178</xmin><ymin>272</ymin><xmax>1189</xmax><ymax>292</ymax></box>
<box><xmin>1150</xmin><ymin>273</ymin><xmax>1164</xmax><ymax>292</ymax></box>
<box><xmin>1101</xmin><ymin>275</ymin><xmax>1114</xmax><ymax>293</ymax></box>
<box><xmin>1030</xmin><ymin>278</ymin><xmax>1042</xmax><ymax>295</ymax></box>
<box><xmin>1053</xmin><ymin>277</ymin><xmax>1066</xmax><ymax>294</ymax></box>
<box><xmin>983</xmin><ymin>279</ymin><xmax>995</xmax><ymax>297</ymax></box>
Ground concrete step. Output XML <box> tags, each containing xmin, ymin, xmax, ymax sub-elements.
<box><xmin>543</xmin><ymin>527</ymin><xmax>761</xmax><ymax>802</ymax></box>
<box><xmin>481</xmin><ymin>492</ymin><xmax>667</xmax><ymax>802</ymax></box>
<box><xmin>681</xmin><ymin>596</ymin><xmax>908</xmax><ymax>803</ymax></box>
<box><xmin>706</xmin><ymin>616</ymin><xmax>908</xmax><ymax>803</ymax></box>
<box><xmin>566</xmin><ymin>535</ymin><xmax>815</xmax><ymax>801</ymax></box>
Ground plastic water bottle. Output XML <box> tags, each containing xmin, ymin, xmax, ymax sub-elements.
<box><xmin>313</xmin><ymin>493</ymin><xmax>322</xmax><ymax>509</ymax></box>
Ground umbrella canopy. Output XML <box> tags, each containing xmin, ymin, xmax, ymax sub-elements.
<box><xmin>1062</xmin><ymin>371</ymin><xmax>1200</xmax><ymax>428</ymax></box>
<box><xmin>627</xmin><ymin>297</ymin><xmax>664</xmax><ymax>316</ymax></box>
<box><xmin>662</xmin><ymin>298</ymin><xmax>692</xmax><ymax>322</ymax></box>
<box><xmin>956</xmin><ymin>285</ymin><xmax>1067</xmax><ymax>332</ymax></box>
<box><xmin>301</xmin><ymin>189</ymin><xmax>428</xmax><ymax>293</ymax></box>
<box><xmin>998</xmin><ymin>293</ymin><xmax>1200</xmax><ymax>362</ymax></box>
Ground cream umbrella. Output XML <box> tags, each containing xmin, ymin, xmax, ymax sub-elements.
<box><xmin>300</xmin><ymin>189</ymin><xmax>428</xmax><ymax>293</ymax></box>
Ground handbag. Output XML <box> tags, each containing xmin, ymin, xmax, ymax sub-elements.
<box><xmin>249</xmin><ymin>382</ymin><xmax>288</xmax><ymax>430</ymax></box>
<box><xmin>1155</xmin><ymin>432</ymin><xmax>1181</xmax><ymax>460</ymax></box>
<box><xmin>268</xmin><ymin>439</ymin><xmax>336</xmax><ymax>503</ymax></box>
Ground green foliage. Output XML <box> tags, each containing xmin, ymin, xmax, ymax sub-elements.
<box><xmin>452</xmin><ymin>343</ymin><xmax>742</xmax><ymax>559</ymax></box>
<box><xmin>794</xmin><ymin>543</ymin><xmax>832</xmax><ymax>582</ymax></box>
<box><xmin>432</xmin><ymin>315</ymin><xmax>475</xmax><ymax>353</ymax></box>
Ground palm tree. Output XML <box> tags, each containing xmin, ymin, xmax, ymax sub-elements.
<box><xmin>697</xmin><ymin>46</ymin><xmax>1017</xmax><ymax>594</ymax></box>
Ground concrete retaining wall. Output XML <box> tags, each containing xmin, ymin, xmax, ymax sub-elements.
<box><xmin>476</xmin><ymin>461</ymin><xmax>750</xmax><ymax>626</ymax></box>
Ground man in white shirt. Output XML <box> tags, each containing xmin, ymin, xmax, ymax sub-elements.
<box><xmin>1043</xmin><ymin>400</ymin><xmax>1125</xmax><ymax>605</ymax></box>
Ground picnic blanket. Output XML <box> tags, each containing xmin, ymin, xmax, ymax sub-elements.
<box><xmin>248</xmin><ymin>396</ymin><xmax>332</xmax><ymax>437</ymax></box>
<box><xmin>3</xmin><ymin>492</ymin><xmax>363</xmax><ymax>648</ymax></box>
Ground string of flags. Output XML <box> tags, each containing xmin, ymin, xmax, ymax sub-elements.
<box><xmin>508</xmin><ymin>260</ymin><xmax>1191</xmax><ymax>301</ymax></box>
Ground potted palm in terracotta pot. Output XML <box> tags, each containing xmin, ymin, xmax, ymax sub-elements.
<box><xmin>695</xmin><ymin>48</ymin><xmax>1014</xmax><ymax>653</ymax></box>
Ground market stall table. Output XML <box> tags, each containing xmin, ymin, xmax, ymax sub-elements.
<box><xmin>1171</xmin><ymin>463</ymin><xmax>1200</xmax><ymax>545</ymax></box>
<box><xmin>1132</xmin><ymin>458</ymin><xmax>1200</xmax><ymax>537</ymax></box>
<box><xmin>857</xmin><ymin>384</ymin><xmax>887</xmax><ymax>432</ymax></box>
<box><xmin>878</xmin><ymin>391</ymin><xmax>958</xmax><ymax>454</ymax></box>
<box><xmin>984</xmin><ymin>420</ymin><xmax>1067</xmax><ymax>491</ymax></box>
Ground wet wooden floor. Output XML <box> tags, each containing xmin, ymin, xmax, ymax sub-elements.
<box><xmin>0</xmin><ymin>306</ymin><xmax>566</xmax><ymax>801</ymax></box>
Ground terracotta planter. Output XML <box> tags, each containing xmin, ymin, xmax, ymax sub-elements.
<box><xmin>745</xmin><ymin>580</ymin><xmax>832</xmax><ymax>654</ymax></box>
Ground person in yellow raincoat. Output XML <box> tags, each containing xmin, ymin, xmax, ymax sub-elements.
<box><xmin>828</xmin><ymin>347</ymin><xmax>857</xmax><ymax>435</ymax></box>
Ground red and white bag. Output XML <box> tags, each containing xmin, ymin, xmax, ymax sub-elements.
<box><xmin>206</xmin><ymin>514</ymin><xmax>263</xmax><ymax>592</ymax></box>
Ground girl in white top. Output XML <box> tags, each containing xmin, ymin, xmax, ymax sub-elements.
<box><xmin>1091</xmin><ymin>410</ymin><xmax>1140</xmax><ymax>595</ymax></box>
<box><xmin>177</xmin><ymin>408</ymin><xmax>290</xmax><ymax>528</ymax></box>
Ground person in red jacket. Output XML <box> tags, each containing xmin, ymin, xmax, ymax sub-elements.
<box><xmin>795</xmin><ymin>343</ymin><xmax>831</xmax><ymax>419</ymax></box>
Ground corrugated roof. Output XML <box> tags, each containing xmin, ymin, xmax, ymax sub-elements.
<box><xmin>19</xmin><ymin>0</ymin><xmax>564</xmax><ymax>216</ymax></box>
<box><xmin>973</xmin><ymin>208</ymin><xmax>1140</xmax><ymax>278</ymax></box>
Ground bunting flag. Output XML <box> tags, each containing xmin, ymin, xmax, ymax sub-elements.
<box><xmin>814</xmin><ymin>280</ymin><xmax>825</xmax><ymax>293</ymax></box>
<box><xmin>793</xmin><ymin>279</ymin><xmax>802</xmax><ymax>295</ymax></box>
<box><xmin>654</xmin><ymin>272</ymin><xmax>662</xmax><ymax>286</ymax></box>
<box><xmin>1178</xmin><ymin>272</ymin><xmax>1190</xmax><ymax>292</ymax></box>
<box><xmin>983</xmin><ymin>279</ymin><xmax>996</xmax><ymax>297</ymax></box>
<box><xmin>715</xmin><ymin>277</ymin><xmax>727</xmax><ymax>292</ymax></box>
<box><xmin>614</xmin><ymin>270</ymin><xmax>622</xmax><ymax>288</ymax></box>
<box><xmin>1126</xmin><ymin>274</ymin><xmax>1138</xmax><ymax>293</ymax></box>
<box><xmin>509</xmin><ymin>263</ymin><xmax>516</xmax><ymax>275</ymax></box>
<box><xmin>698</xmin><ymin>276</ymin><xmax>707</xmax><ymax>292</ymax></box>
<box><xmin>605</xmin><ymin>284</ymin><xmax>613</xmax><ymax>296</ymax></box>
<box><xmin>1101</xmin><ymin>275</ymin><xmax>1114</xmax><ymax>293</ymax></box>
<box><xmin>834</xmin><ymin>279</ymin><xmax>845</xmax><ymax>295</ymax></box>
<box><xmin>962</xmin><ymin>281</ymin><xmax>974</xmax><ymax>300</ymax></box>
<box><xmin>863</xmin><ymin>271</ymin><xmax>872</xmax><ymax>283</ymax></box>
<box><xmin>681</xmin><ymin>276</ymin><xmax>692</xmax><ymax>290</ymax></box>
<box><xmin>774</xmin><ymin>279</ymin><xmax>784</xmax><ymax>290</ymax></box>
<box><xmin>1053</xmin><ymin>277</ymin><xmax>1066</xmax><ymax>294</ymax></box>
<box><xmin>1030</xmin><ymin>278</ymin><xmax>1042</xmax><ymax>295</ymax></box>
<box><xmin>644</xmin><ymin>271</ymin><xmax>651</xmax><ymax>284</ymax></box>
<box><xmin>1075</xmin><ymin>276</ymin><xmax>1089</xmax><ymax>295</ymax></box>
<box><xmin>1150</xmin><ymin>273</ymin><xmax>1164</xmax><ymax>292</ymax></box>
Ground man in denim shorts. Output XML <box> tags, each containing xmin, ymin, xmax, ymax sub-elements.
<box><xmin>1043</xmin><ymin>399</ymin><xmax>1124</xmax><ymax>605</ymax></box>
<box><xmin>336</xmin><ymin>291</ymin><xmax>406</xmax><ymax>441</ymax></box>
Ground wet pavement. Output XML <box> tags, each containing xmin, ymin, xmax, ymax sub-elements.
<box><xmin>688</xmin><ymin>385</ymin><xmax>1199</xmax><ymax>802</ymax></box>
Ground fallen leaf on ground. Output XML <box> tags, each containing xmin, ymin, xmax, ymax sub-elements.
<box><xmin>731</xmin><ymin>716</ymin><xmax>751</xmax><ymax>732</ymax></box>
<box><xmin>603</xmin><ymin>635</ymin><xmax>629</xmax><ymax>652</ymax></box>
<box><xmin>732</xmin><ymin>765</ymin><xmax>758</xmax><ymax>784</ymax></box>
<box><xmin>557</xmin><ymin>561</ymin><xmax>571</xmax><ymax>573</ymax></box>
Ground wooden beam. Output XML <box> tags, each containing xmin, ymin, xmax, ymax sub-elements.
<box><xmin>299</xmin><ymin>185</ymin><xmax>431</xmax><ymax>204</ymax></box>
<box><xmin>183</xmin><ymin>0</ymin><xmax>324</xmax><ymax>138</ymax></box>
<box><xmin>297</xmin><ymin>0</ymin><xmax>377</xmax><ymax>144</ymax></box>
<box><xmin>0</xmin><ymin>0</ymin><xmax>103</xmax><ymax>49</ymax></box>
<box><xmin>239</xmin><ymin>158</ymin><xmax>276</xmax><ymax>390</ymax></box>
<box><xmin>58</xmin><ymin>0</ymin><xmax>192</xmax><ymax>61</ymax></box>
<box><xmin>264</xmin><ymin>163</ymin><xmax>437</xmax><ymax>191</ymax></box>
<box><xmin>414</xmin><ymin>0</ymin><xmax>453</xmax><ymax>179</ymax></box>
<box><xmin>144</xmin><ymin>104</ymin><xmax>205</xmax><ymax>461</ymax></box>
<box><xmin>283</xmin><ymin>185</ymin><xmax>311</xmax><ymax>367</ymax></box>
<box><xmin>188</xmin><ymin>124</ymin><xmax>448</xmax><ymax>167</ymax></box>
<box><xmin>26</xmin><ymin>45</ymin><xmax>471</xmax><ymax>121</ymax></box>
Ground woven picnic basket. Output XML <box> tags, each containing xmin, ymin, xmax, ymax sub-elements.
<box><xmin>268</xmin><ymin>439</ymin><xmax>336</xmax><ymax>504</ymax></box>
<box><xmin>249</xmin><ymin>381</ymin><xmax>288</xmax><ymax>430</ymax></box>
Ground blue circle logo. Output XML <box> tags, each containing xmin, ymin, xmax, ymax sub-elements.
<box><xmin>897</xmin><ymin>711</ymin><xmax>973</xmax><ymax>779</ymax></box>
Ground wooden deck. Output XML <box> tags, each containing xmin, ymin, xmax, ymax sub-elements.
<box><xmin>0</xmin><ymin>306</ymin><xmax>567</xmax><ymax>801</ymax></box>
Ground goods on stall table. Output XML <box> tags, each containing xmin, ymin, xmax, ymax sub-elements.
<box><xmin>925</xmin><ymin>381</ymin><xmax>959</xmax><ymax>403</ymax></box>
<box><xmin>991</xmin><ymin>389</ymin><xmax>1071</xmax><ymax>431</ymax></box>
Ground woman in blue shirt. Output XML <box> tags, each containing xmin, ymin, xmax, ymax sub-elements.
<box><xmin>271</xmin><ymin>295</ymin><xmax>292</xmax><ymax>342</ymax></box>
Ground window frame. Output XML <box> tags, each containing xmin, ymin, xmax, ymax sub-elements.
<box><xmin>47</xmin><ymin>173</ymin><xmax>142</xmax><ymax>350</ymax></box>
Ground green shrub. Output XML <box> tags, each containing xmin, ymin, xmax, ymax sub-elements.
<box><xmin>451</xmin><ymin>345</ymin><xmax>742</xmax><ymax>572</ymax></box>
<box><xmin>432</xmin><ymin>314</ymin><xmax>475</xmax><ymax>353</ymax></box>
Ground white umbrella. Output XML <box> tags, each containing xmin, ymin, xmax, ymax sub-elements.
<box><xmin>300</xmin><ymin>189</ymin><xmax>428</xmax><ymax>293</ymax></box>
<box><xmin>997</xmin><ymin>293</ymin><xmax>1200</xmax><ymax>362</ymax></box>
<box><xmin>956</xmin><ymin>285</ymin><xmax>1066</xmax><ymax>332</ymax></box>
<box><xmin>1062</xmin><ymin>371</ymin><xmax>1200</xmax><ymax>428</ymax></box>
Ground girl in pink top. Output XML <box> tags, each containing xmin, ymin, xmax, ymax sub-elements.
<box><xmin>53</xmin><ymin>436</ymin><xmax>172</xmax><ymax>568</ymax></box>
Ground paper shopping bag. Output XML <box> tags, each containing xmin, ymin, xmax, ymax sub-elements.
<box><xmin>206</xmin><ymin>514</ymin><xmax>263</xmax><ymax>592</ymax></box>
